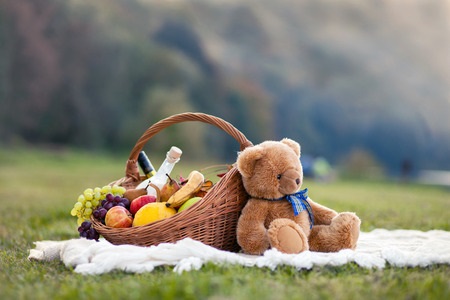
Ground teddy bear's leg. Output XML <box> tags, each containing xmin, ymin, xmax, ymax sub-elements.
<box><xmin>236</xmin><ymin>201</ymin><xmax>272</xmax><ymax>255</ymax></box>
<box><xmin>237</xmin><ymin>224</ymin><xmax>270</xmax><ymax>255</ymax></box>
<box><xmin>308</xmin><ymin>212</ymin><xmax>361</xmax><ymax>252</ymax></box>
<box><xmin>268</xmin><ymin>218</ymin><xmax>309</xmax><ymax>254</ymax></box>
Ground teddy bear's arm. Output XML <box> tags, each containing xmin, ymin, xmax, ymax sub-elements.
<box><xmin>307</xmin><ymin>198</ymin><xmax>338</xmax><ymax>225</ymax></box>
<box><xmin>237</xmin><ymin>199</ymin><xmax>271</xmax><ymax>255</ymax></box>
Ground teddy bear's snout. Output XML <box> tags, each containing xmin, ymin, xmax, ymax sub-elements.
<box><xmin>278</xmin><ymin>169</ymin><xmax>303</xmax><ymax>195</ymax></box>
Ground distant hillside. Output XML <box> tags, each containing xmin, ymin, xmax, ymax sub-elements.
<box><xmin>1</xmin><ymin>0</ymin><xmax>449</xmax><ymax>173</ymax></box>
<box><xmin>140</xmin><ymin>0</ymin><xmax>450</xmax><ymax>172</ymax></box>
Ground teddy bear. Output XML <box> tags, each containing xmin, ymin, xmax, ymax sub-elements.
<box><xmin>236</xmin><ymin>138</ymin><xmax>361</xmax><ymax>255</ymax></box>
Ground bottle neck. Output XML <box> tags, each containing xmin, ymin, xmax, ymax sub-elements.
<box><xmin>151</xmin><ymin>156</ymin><xmax>179</xmax><ymax>188</ymax></box>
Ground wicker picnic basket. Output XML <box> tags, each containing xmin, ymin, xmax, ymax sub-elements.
<box><xmin>91</xmin><ymin>112</ymin><xmax>253</xmax><ymax>252</ymax></box>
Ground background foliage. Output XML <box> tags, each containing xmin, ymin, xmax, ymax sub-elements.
<box><xmin>1</xmin><ymin>0</ymin><xmax>449</xmax><ymax>174</ymax></box>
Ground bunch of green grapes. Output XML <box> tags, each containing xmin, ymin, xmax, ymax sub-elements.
<box><xmin>71</xmin><ymin>184</ymin><xmax>126</xmax><ymax>226</ymax></box>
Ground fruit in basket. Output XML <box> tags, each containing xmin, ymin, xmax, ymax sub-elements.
<box><xmin>93</xmin><ymin>207</ymin><xmax>107</xmax><ymax>220</ymax></box>
<box><xmin>123</xmin><ymin>188</ymin><xmax>147</xmax><ymax>202</ymax></box>
<box><xmin>130</xmin><ymin>195</ymin><xmax>157</xmax><ymax>215</ymax></box>
<box><xmin>160</xmin><ymin>174</ymin><xmax>181</xmax><ymax>202</ymax></box>
<box><xmin>177</xmin><ymin>196</ymin><xmax>202</xmax><ymax>213</ymax></box>
<box><xmin>71</xmin><ymin>185</ymin><xmax>126</xmax><ymax>225</ymax></box>
<box><xmin>113</xmin><ymin>185</ymin><xmax>127</xmax><ymax>195</ymax></box>
<box><xmin>105</xmin><ymin>206</ymin><xmax>133</xmax><ymax>228</ymax></box>
<box><xmin>193</xmin><ymin>180</ymin><xmax>214</xmax><ymax>197</ymax></box>
<box><xmin>132</xmin><ymin>202</ymin><xmax>176</xmax><ymax>227</ymax></box>
<box><xmin>100</xmin><ymin>193</ymin><xmax>130</xmax><ymax>212</ymax></box>
<box><xmin>166</xmin><ymin>170</ymin><xmax>205</xmax><ymax>208</ymax></box>
<box><xmin>78</xmin><ymin>221</ymin><xmax>100</xmax><ymax>241</ymax></box>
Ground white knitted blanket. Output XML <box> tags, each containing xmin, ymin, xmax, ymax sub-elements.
<box><xmin>28</xmin><ymin>229</ymin><xmax>450</xmax><ymax>275</ymax></box>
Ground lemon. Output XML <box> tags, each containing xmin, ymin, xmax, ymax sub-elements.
<box><xmin>132</xmin><ymin>202</ymin><xmax>176</xmax><ymax>227</ymax></box>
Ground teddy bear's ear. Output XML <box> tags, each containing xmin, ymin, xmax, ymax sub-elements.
<box><xmin>236</xmin><ymin>145</ymin><xmax>265</xmax><ymax>178</ymax></box>
<box><xmin>281</xmin><ymin>138</ymin><xmax>301</xmax><ymax>157</ymax></box>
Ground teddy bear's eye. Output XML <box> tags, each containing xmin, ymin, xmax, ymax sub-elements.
<box><xmin>277</xmin><ymin>174</ymin><xmax>282</xmax><ymax>180</ymax></box>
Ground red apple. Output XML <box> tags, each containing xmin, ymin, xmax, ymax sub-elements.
<box><xmin>130</xmin><ymin>195</ymin><xmax>157</xmax><ymax>215</ymax></box>
<box><xmin>105</xmin><ymin>206</ymin><xmax>133</xmax><ymax>228</ymax></box>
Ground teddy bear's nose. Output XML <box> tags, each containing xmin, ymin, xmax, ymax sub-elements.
<box><xmin>296</xmin><ymin>178</ymin><xmax>301</xmax><ymax>185</ymax></box>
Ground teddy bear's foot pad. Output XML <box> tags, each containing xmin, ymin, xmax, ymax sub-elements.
<box><xmin>268</xmin><ymin>219</ymin><xmax>308</xmax><ymax>254</ymax></box>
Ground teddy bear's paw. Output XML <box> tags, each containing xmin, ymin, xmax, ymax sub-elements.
<box><xmin>309</xmin><ymin>212</ymin><xmax>361</xmax><ymax>252</ymax></box>
<box><xmin>268</xmin><ymin>218</ymin><xmax>309</xmax><ymax>254</ymax></box>
<box><xmin>331</xmin><ymin>212</ymin><xmax>361</xmax><ymax>249</ymax></box>
<box><xmin>332</xmin><ymin>212</ymin><xmax>360</xmax><ymax>225</ymax></box>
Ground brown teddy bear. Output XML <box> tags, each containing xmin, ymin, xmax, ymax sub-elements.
<box><xmin>236</xmin><ymin>138</ymin><xmax>361</xmax><ymax>255</ymax></box>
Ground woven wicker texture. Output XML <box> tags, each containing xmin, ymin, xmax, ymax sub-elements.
<box><xmin>92</xmin><ymin>112</ymin><xmax>253</xmax><ymax>252</ymax></box>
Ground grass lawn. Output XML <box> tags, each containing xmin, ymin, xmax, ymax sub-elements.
<box><xmin>1</xmin><ymin>147</ymin><xmax>449</xmax><ymax>300</ymax></box>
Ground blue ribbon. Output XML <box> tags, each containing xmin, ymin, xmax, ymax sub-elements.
<box><xmin>277</xmin><ymin>188</ymin><xmax>314</xmax><ymax>229</ymax></box>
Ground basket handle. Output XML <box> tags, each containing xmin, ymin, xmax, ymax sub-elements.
<box><xmin>125</xmin><ymin>112</ymin><xmax>253</xmax><ymax>181</ymax></box>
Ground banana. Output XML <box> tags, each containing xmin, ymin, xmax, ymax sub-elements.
<box><xmin>165</xmin><ymin>170</ymin><xmax>204</xmax><ymax>208</ymax></box>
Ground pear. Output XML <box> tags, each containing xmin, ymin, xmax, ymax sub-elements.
<box><xmin>160</xmin><ymin>174</ymin><xmax>181</xmax><ymax>202</ymax></box>
<box><xmin>123</xmin><ymin>188</ymin><xmax>147</xmax><ymax>202</ymax></box>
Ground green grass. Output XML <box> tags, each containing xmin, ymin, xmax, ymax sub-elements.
<box><xmin>1</xmin><ymin>147</ymin><xmax>449</xmax><ymax>300</ymax></box>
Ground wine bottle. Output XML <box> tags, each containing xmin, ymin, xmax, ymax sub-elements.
<box><xmin>136</xmin><ymin>146</ymin><xmax>183</xmax><ymax>196</ymax></box>
<box><xmin>138</xmin><ymin>151</ymin><xmax>156</xmax><ymax>178</ymax></box>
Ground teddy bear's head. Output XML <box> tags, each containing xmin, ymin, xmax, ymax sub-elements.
<box><xmin>236</xmin><ymin>138</ymin><xmax>303</xmax><ymax>199</ymax></box>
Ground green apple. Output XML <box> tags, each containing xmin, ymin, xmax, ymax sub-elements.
<box><xmin>177</xmin><ymin>197</ymin><xmax>202</xmax><ymax>213</ymax></box>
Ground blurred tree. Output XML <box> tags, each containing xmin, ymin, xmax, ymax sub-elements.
<box><xmin>0</xmin><ymin>0</ymin><xmax>61</xmax><ymax>143</ymax></box>
<box><xmin>1</xmin><ymin>0</ymin><xmax>449</xmax><ymax>173</ymax></box>
<box><xmin>339</xmin><ymin>148</ymin><xmax>385</xmax><ymax>179</ymax></box>
<box><xmin>153</xmin><ymin>20</ymin><xmax>216</xmax><ymax>76</ymax></box>
<box><xmin>118</xmin><ymin>86</ymin><xmax>207</xmax><ymax>161</ymax></box>
<box><xmin>223</xmin><ymin>5</ymin><xmax>269</xmax><ymax>51</ymax></box>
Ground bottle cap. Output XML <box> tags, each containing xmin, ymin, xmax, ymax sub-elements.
<box><xmin>167</xmin><ymin>146</ymin><xmax>182</xmax><ymax>163</ymax></box>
